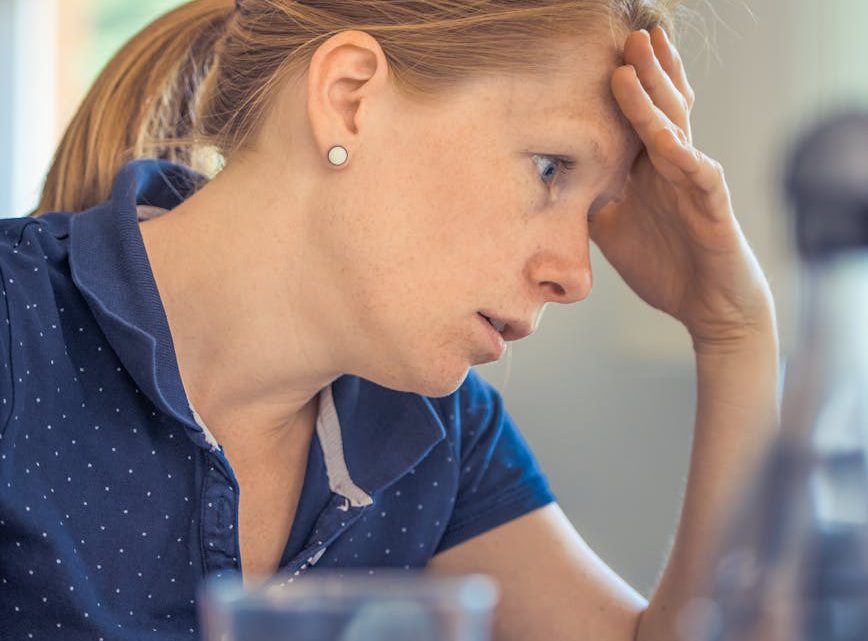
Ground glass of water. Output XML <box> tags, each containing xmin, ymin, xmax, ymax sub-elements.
<box><xmin>199</xmin><ymin>570</ymin><xmax>499</xmax><ymax>641</ymax></box>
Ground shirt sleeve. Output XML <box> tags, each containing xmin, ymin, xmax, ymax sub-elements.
<box><xmin>435</xmin><ymin>368</ymin><xmax>556</xmax><ymax>553</ymax></box>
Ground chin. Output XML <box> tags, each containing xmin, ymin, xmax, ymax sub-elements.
<box><xmin>356</xmin><ymin>325</ymin><xmax>476</xmax><ymax>397</ymax></box>
<box><xmin>368</xmin><ymin>355</ymin><xmax>471</xmax><ymax>399</ymax></box>
<box><xmin>412</xmin><ymin>372</ymin><xmax>469</xmax><ymax>398</ymax></box>
<box><xmin>415</xmin><ymin>348</ymin><xmax>478</xmax><ymax>397</ymax></box>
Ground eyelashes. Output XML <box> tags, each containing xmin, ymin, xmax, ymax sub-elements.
<box><xmin>530</xmin><ymin>153</ymin><xmax>618</xmax><ymax>224</ymax></box>
<box><xmin>532</xmin><ymin>154</ymin><xmax>576</xmax><ymax>188</ymax></box>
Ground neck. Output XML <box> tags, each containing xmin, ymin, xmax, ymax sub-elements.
<box><xmin>138</xmin><ymin>161</ymin><xmax>341</xmax><ymax>444</ymax></box>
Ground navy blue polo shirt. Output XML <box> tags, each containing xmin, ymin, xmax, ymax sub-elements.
<box><xmin>0</xmin><ymin>159</ymin><xmax>556</xmax><ymax>640</ymax></box>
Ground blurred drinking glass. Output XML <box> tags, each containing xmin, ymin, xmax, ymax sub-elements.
<box><xmin>199</xmin><ymin>571</ymin><xmax>498</xmax><ymax>641</ymax></box>
<box><xmin>692</xmin><ymin>110</ymin><xmax>868</xmax><ymax>641</ymax></box>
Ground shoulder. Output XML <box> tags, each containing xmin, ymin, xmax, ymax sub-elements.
<box><xmin>426</xmin><ymin>369</ymin><xmax>556</xmax><ymax>553</ymax></box>
<box><xmin>0</xmin><ymin>213</ymin><xmax>73</xmax><ymax>290</ymax></box>
<box><xmin>0</xmin><ymin>213</ymin><xmax>71</xmax><ymax>266</ymax></box>
<box><xmin>0</xmin><ymin>214</ymin><xmax>74</xmax><ymax>426</ymax></box>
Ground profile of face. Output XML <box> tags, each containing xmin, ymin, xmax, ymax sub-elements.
<box><xmin>259</xmin><ymin>27</ymin><xmax>643</xmax><ymax>398</ymax></box>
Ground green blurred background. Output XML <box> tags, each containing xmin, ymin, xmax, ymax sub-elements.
<box><xmin>82</xmin><ymin>0</ymin><xmax>187</xmax><ymax>90</ymax></box>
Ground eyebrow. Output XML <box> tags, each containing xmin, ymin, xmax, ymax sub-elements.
<box><xmin>576</xmin><ymin>117</ymin><xmax>642</xmax><ymax>171</ymax></box>
<box><xmin>548</xmin><ymin>107</ymin><xmax>621</xmax><ymax>165</ymax></box>
<box><xmin>583</xmin><ymin>135</ymin><xmax>608</xmax><ymax>165</ymax></box>
<box><xmin>561</xmin><ymin>126</ymin><xmax>613</xmax><ymax>168</ymax></box>
<box><xmin>578</xmin><ymin>129</ymin><xmax>637</xmax><ymax>201</ymax></box>
<box><xmin>545</xmin><ymin>106</ymin><xmax>639</xmax><ymax>194</ymax></box>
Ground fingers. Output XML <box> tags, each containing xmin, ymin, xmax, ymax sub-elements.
<box><xmin>672</xmin><ymin>138</ymin><xmax>732</xmax><ymax>211</ymax></box>
<box><xmin>623</xmin><ymin>29</ymin><xmax>691</xmax><ymax>139</ymax></box>
<box><xmin>660</xmin><ymin>128</ymin><xmax>733</xmax><ymax>218</ymax></box>
<box><xmin>649</xmin><ymin>26</ymin><xmax>696</xmax><ymax>112</ymax></box>
<box><xmin>612</xmin><ymin>68</ymin><xmax>729</xmax><ymax>213</ymax></box>
<box><xmin>611</xmin><ymin>65</ymin><xmax>686</xmax><ymax>181</ymax></box>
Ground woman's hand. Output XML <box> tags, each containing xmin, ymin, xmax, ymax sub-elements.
<box><xmin>590</xmin><ymin>27</ymin><xmax>775</xmax><ymax>351</ymax></box>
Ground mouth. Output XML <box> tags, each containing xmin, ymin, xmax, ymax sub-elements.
<box><xmin>477</xmin><ymin>312</ymin><xmax>507</xmax><ymax>358</ymax></box>
<box><xmin>477</xmin><ymin>311</ymin><xmax>534</xmax><ymax>342</ymax></box>
<box><xmin>479</xmin><ymin>313</ymin><xmax>507</xmax><ymax>333</ymax></box>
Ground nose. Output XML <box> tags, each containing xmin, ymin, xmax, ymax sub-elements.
<box><xmin>527</xmin><ymin>230</ymin><xmax>593</xmax><ymax>305</ymax></box>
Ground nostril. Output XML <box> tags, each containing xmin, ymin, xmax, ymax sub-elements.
<box><xmin>543</xmin><ymin>282</ymin><xmax>566</xmax><ymax>298</ymax></box>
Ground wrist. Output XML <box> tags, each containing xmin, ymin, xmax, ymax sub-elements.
<box><xmin>692</xmin><ymin>319</ymin><xmax>782</xmax><ymax>427</ymax></box>
<box><xmin>689</xmin><ymin>296</ymin><xmax>779</xmax><ymax>359</ymax></box>
<box><xmin>691</xmin><ymin>321</ymin><xmax>779</xmax><ymax>359</ymax></box>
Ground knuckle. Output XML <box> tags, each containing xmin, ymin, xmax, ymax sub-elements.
<box><xmin>645</xmin><ymin>75</ymin><xmax>661</xmax><ymax>95</ymax></box>
<box><xmin>639</xmin><ymin>113</ymin><xmax>657</xmax><ymax>131</ymax></box>
<box><xmin>685</xmin><ymin>87</ymin><xmax>696</xmax><ymax>108</ymax></box>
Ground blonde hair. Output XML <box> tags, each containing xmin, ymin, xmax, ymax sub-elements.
<box><xmin>34</xmin><ymin>0</ymin><xmax>685</xmax><ymax>216</ymax></box>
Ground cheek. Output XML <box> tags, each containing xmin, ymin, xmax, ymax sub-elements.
<box><xmin>338</xmin><ymin>141</ymin><xmax>534</xmax><ymax>321</ymax></box>
<box><xmin>418</xmin><ymin>159</ymin><xmax>532</xmax><ymax>252</ymax></box>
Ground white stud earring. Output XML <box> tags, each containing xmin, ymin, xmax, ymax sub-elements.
<box><xmin>327</xmin><ymin>145</ymin><xmax>348</xmax><ymax>166</ymax></box>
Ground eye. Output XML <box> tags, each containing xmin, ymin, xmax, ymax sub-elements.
<box><xmin>532</xmin><ymin>154</ymin><xmax>576</xmax><ymax>188</ymax></box>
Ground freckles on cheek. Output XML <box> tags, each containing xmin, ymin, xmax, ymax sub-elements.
<box><xmin>417</xmin><ymin>150</ymin><xmax>526</xmax><ymax>258</ymax></box>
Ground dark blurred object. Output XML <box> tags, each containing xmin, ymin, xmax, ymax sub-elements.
<box><xmin>786</xmin><ymin>111</ymin><xmax>868</xmax><ymax>258</ymax></box>
<box><xmin>692</xmin><ymin>109</ymin><xmax>868</xmax><ymax>641</ymax></box>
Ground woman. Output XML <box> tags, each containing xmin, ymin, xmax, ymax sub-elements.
<box><xmin>1</xmin><ymin>0</ymin><xmax>779</xmax><ymax>639</ymax></box>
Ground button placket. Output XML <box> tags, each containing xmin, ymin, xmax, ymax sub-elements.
<box><xmin>200</xmin><ymin>457</ymin><xmax>239</xmax><ymax>575</ymax></box>
<box><xmin>280</xmin><ymin>495</ymin><xmax>371</xmax><ymax>578</ymax></box>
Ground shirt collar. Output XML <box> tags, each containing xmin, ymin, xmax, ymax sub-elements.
<box><xmin>68</xmin><ymin>158</ymin><xmax>445</xmax><ymax>498</ymax></box>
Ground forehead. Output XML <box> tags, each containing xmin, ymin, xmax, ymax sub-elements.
<box><xmin>487</xmin><ymin>32</ymin><xmax>642</xmax><ymax>169</ymax></box>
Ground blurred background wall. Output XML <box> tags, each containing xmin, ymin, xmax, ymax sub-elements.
<box><xmin>1</xmin><ymin>0</ymin><xmax>867</xmax><ymax>595</ymax></box>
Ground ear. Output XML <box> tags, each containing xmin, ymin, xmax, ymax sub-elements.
<box><xmin>306</xmin><ymin>30</ymin><xmax>390</xmax><ymax>167</ymax></box>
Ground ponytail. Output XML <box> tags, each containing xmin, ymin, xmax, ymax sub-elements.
<box><xmin>34</xmin><ymin>0</ymin><xmax>233</xmax><ymax>216</ymax></box>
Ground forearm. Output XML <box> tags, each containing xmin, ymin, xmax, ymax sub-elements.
<box><xmin>635</xmin><ymin>320</ymin><xmax>781</xmax><ymax>641</ymax></box>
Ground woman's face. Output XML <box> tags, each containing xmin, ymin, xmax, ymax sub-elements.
<box><xmin>302</xmin><ymin>32</ymin><xmax>643</xmax><ymax>397</ymax></box>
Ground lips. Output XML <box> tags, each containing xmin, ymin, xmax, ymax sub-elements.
<box><xmin>478</xmin><ymin>312</ymin><xmax>534</xmax><ymax>342</ymax></box>
<box><xmin>480</xmin><ymin>314</ymin><xmax>507</xmax><ymax>332</ymax></box>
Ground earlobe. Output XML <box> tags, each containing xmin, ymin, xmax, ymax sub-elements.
<box><xmin>306</xmin><ymin>29</ymin><xmax>388</xmax><ymax>166</ymax></box>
